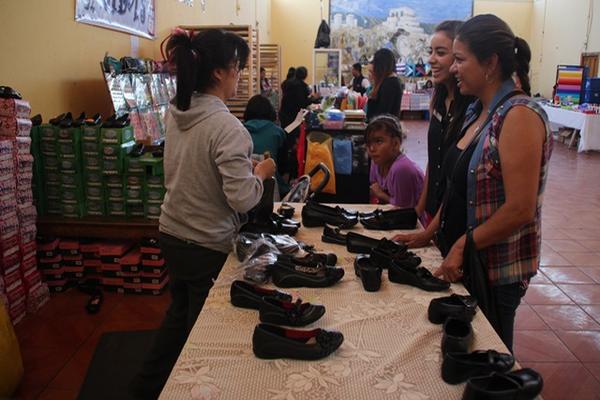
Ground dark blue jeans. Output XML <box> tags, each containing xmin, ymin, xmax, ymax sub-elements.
<box><xmin>131</xmin><ymin>232</ymin><xmax>228</xmax><ymax>399</ymax></box>
<box><xmin>491</xmin><ymin>281</ymin><xmax>528</xmax><ymax>353</ymax></box>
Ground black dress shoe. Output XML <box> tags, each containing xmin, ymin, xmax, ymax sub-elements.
<box><xmin>301</xmin><ymin>201</ymin><xmax>359</xmax><ymax>229</ymax></box>
<box><xmin>85</xmin><ymin>113</ymin><xmax>102</xmax><ymax>126</ymax></box>
<box><xmin>346</xmin><ymin>231</ymin><xmax>407</xmax><ymax>255</ymax></box>
<box><xmin>354</xmin><ymin>255</ymin><xmax>382</xmax><ymax>292</ymax></box>
<box><xmin>278</xmin><ymin>252</ymin><xmax>337</xmax><ymax>268</ymax></box>
<box><xmin>270</xmin><ymin>261</ymin><xmax>344</xmax><ymax>288</ymax></box>
<box><xmin>442</xmin><ymin>317</ymin><xmax>473</xmax><ymax>355</ymax></box>
<box><xmin>462</xmin><ymin>368</ymin><xmax>543</xmax><ymax>400</ymax></box>
<box><xmin>321</xmin><ymin>224</ymin><xmax>347</xmax><ymax>246</ymax></box>
<box><xmin>442</xmin><ymin>350</ymin><xmax>515</xmax><ymax>384</ymax></box>
<box><xmin>428</xmin><ymin>294</ymin><xmax>478</xmax><ymax>324</ymax></box>
<box><xmin>388</xmin><ymin>262</ymin><xmax>450</xmax><ymax>292</ymax></box>
<box><xmin>305</xmin><ymin>201</ymin><xmax>358</xmax><ymax>217</ymax></box>
<box><xmin>271</xmin><ymin>213</ymin><xmax>301</xmax><ymax>228</ymax></box>
<box><xmin>230</xmin><ymin>280</ymin><xmax>292</xmax><ymax>309</ymax></box>
<box><xmin>370</xmin><ymin>247</ymin><xmax>421</xmax><ymax>269</ymax></box>
<box><xmin>49</xmin><ymin>112</ymin><xmax>67</xmax><ymax>126</ymax></box>
<box><xmin>253</xmin><ymin>323</ymin><xmax>344</xmax><ymax>360</ymax></box>
<box><xmin>259</xmin><ymin>298</ymin><xmax>325</xmax><ymax>326</ymax></box>
<box><xmin>360</xmin><ymin>208</ymin><xmax>418</xmax><ymax>230</ymax></box>
<box><xmin>73</xmin><ymin>112</ymin><xmax>86</xmax><ymax>127</ymax></box>
<box><xmin>277</xmin><ymin>203</ymin><xmax>295</xmax><ymax>219</ymax></box>
<box><xmin>31</xmin><ymin>114</ymin><xmax>43</xmax><ymax>126</ymax></box>
<box><xmin>58</xmin><ymin>112</ymin><xmax>73</xmax><ymax>128</ymax></box>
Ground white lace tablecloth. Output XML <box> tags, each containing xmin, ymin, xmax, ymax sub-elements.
<box><xmin>160</xmin><ymin>204</ymin><xmax>510</xmax><ymax>400</ymax></box>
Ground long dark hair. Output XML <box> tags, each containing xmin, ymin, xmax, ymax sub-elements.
<box><xmin>244</xmin><ymin>94</ymin><xmax>276</xmax><ymax>121</ymax></box>
<box><xmin>369</xmin><ymin>48</ymin><xmax>396</xmax><ymax>98</ymax></box>
<box><xmin>162</xmin><ymin>28</ymin><xmax>249</xmax><ymax>111</ymax></box>
<box><xmin>456</xmin><ymin>14</ymin><xmax>531</xmax><ymax>95</ymax></box>
<box><xmin>430</xmin><ymin>20</ymin><xmax>474</xmax><ymax>144</ymax></box>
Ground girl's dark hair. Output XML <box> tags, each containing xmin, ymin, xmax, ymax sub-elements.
<box><xmin>286</xmin><ymin>67</ymin><xmax>296</xmax><ymax>80</ymax></box>
<box><xmin>295</xmin><ymin>66</ymin><xmax>308</xmax><ymax>81</ymax></box>
<box><xmin>352</xmin><ymin>62</ymin><xmax>362</xmax><ymax>72</ymax></box>
<box><xmin>430</xmin><ymin>20</ymin><xmax>473</xmax><ymax>144</ymax></box>
<box><xmin>162</xmin><ymin>28</ymin><xmax>250</xmax><ymax>111</ymax></box>
<box><xmin>365</xmin><ymin>114</ymin><xmax>404</xmax><ymax>142</ymax></box>
<box><xmin>369</xmin><ymin>48</ymin><xmax>396</xmax><ymax>98</ymax></box>
<box><xmin>244</xmin><ymin>94</ymin><xmax>276</xmax><ymax>121</ymax></box>
<box><xmin>457</xmin><ymin>14</ymin><xmax>531</xmax><ymax>95</ymax></box>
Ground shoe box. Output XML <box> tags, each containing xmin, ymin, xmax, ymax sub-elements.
<box><xmin>100</xmin><ymin>242</ymin><xmax>134</xmax><ymax>292</ymax></box>
<box><xmin>0</xmin><ymin>116</ymin><xmax>32</xmax><ymax>137</ymax></box>
<box><xmin>82</xmin><ymin>241</ymin><xmax>102</xmax><ymax>283</ymax></box>
<box><xmin>0</xmin><ymin>98</ymin><xmax>31</xmax><ymax>119</ymax></box>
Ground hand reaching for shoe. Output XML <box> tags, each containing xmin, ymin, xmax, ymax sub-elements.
<box><xmin>434</xmin><ymin>236</ymin><xmax>465</xmax><ymax>283</ymax></box>
<box><xmin>392</xmin><ymin>231</ymin><xmax>433</xmax><ymax>248</ymax></box>
<box><xmin>254</xmin><ymin>158</ymin><xmax>276</xmax><ymax>181</ymax></box>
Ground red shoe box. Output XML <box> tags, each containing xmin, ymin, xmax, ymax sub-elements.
<box><xmin>38</xmin><ymin>255</ymin><xmax>62</xmax><ymax>270</ymax></box>
<box><xmin>99</xmin><ymin>242</ymin><xmax>134</xmax><ymax>257</ymax></box>
<box><xmin>59</xmin><ymin>240</ymin><xmax>80</xmax><ymax>257</ymax></box>
<box><xmin>140</xmin><ymin>245</ymin><xmax>161</xmax><ymax>255</ymax></box>
<box><xmin>101</xmin><ymin>276</ymin><xmax>124</xmax><ymax>287</ymax></box>
<box><xmin>1</xmin><ymin>243</ymin><xmax>20</xmax><ymax>274</ymax></box>
<box><xmin>0</xmin><ymin>193</ymin><xmax>17</xmax><ymax>217</ymax></box>
<box><xmin>46</xmin><ymin>279</ymin><xmax>69</xmax><ymax>293</ymax></box>
<box><xmin>141</xmin><ymin>268</ymin><xmax>168</xmax><ymax>282</ymax></box>
<box><xmin>9</xmin><ymin>297</ymin><xmax>26</xmax><ymax>325</ymax></box>
<box><xmin>141</xmin><ymin>257</ymin><xmax>165</xmax><ymax>267</ymax></box>
<box><xmin>6</xmin><ymin>279</ymin><xmax>25</xmax><ymax>305</ymax></box>
<box><xmin>3</xmin><ymin>265</ymin><xmax>22</xmax><ymax>288</ymax></box>
<box><xmin>0</xmin><ymin>138</ymin><xmax>14</xmax><ymax>161</ymax></box>
<box><xmin>141</xmin><ymin>275</ymin><xmax>169</xmax><ymax>295</ymax></box>
<box><xmin>0</xmin><ymin>116</ymin><xmax>32</xmax><ymax>136</ymax></box>
<box><xmin>0</xmin><ymin>98</ymin><xmax>31</xmax><ymax>118</ymax></box>
<box><xmin>81</xmin><ymin>242</ymin><xmax>101</xmax><ymax>255</ymax></box>
<box><xmin>0</xmin><ymin>212</ymin><xmax>19</xmax><ymax>242</ymax></box>
<box><xmin>27</xmin><ymin>281</ymin><xmax>50</xmax><ymax>313</ymax></box>
<box><xmin>120</xmin><ymin>249</ymin><xmax>141</xmax><ymax>273</ymax></box>
<box><xmin>41</xmin><ymin>267</ymin><xmax>65</xmax><ymax>281</ymax></box>
<box><xmin>38</xmin><ymin>238</ymin><xmax>60</xmax><ymax>252</ymax></box>
<box><xmin>101</xmin><ymin>263</ymin><xmax>121</xmax><ymax>278</ymax></box>
<box><xmin>123</xmin><ymin>281</ymin><xmax>142</xmax><ymax>294</ymax></box>
<box><xmin>16</xmin><ymin>136</ymin><xmax>32</xmax><ymax>153</ymax></box>
<box><xmin>141</xmin><ymin>253</ymin><xmax>163</xmax><ymax>262</ymax></box>
<box><xmin>17</xmin><ymin>204</ymin><xmax>36</xmax><ymax>226</ymax></box>
<box><xmin>22</xmin><ymin>267</ymin><xmax>41</xmax><ymax>290</ymax></box>
<box><xmin>20</xmin><ymin>239</ymin><xmax>36</xmax><ymax>257</ymax></box>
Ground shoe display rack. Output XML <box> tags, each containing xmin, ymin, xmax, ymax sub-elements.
<box><xmin>260</xmin><ymin>43</ymin><xmax>281</xmax><ymax>110</ymax></box>
<box><xmin>180</xmin><ymin>25</ymin><xmax>260</xmax><ymax>121</ymax></box>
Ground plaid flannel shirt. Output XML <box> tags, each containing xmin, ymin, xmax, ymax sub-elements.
<box><xmin>465</xmin><ymin>80</ymin><xmax>553</xmax><ymax>286</ymax></box>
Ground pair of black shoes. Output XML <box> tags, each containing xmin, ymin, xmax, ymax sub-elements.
<box><xmin>428</xmin><ymin>295</ymin><xmax>476</xmax><ymax>355</ymax></box>
<box><xmin>301</xmin><ymin>201</ymin><xmax>359</xmax><ymax>229</ymax></box>
<box><xmin>230</xmin><ymin>280</ymin><xmax>324</xmax><ymax>326</ymax></box>
<box><xmin>243</xmin><ymin>179</ymin><xmax>300</xmax><ymax>236</ymax></box>
<box><xmin>359</xmin><ymin>208</ymin><xmax>418</xmax><ymax>230</ymax></box>
<box><xmin>270</xmin><ymin>256</ymin><xmax>344</xmax><ymax>288</ymax></box>
<box><xmin>102</xmin><ymin>113</ymin><xmax>130</xmax><ymax>128</ymax></box>
<box><xmin>354</xmin><ymin>255</ymin><xmax>382</xmax><ymax>292</ymax></box>
<box><xmin>346</xmin><ymin>232</ymin><xmax>420</xmax><ymax>269</ymax></box>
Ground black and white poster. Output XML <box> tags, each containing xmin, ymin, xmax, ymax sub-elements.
<box><xmin>75</xmin><ymin>0</ymin><xmax>156</xmax><ymax>39</ymax></box>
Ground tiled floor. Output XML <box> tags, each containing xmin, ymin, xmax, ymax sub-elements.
<box><xmin>12</xmin><ymin>120</ymin><xmax>600</xmax><ymax>399</ymax></box>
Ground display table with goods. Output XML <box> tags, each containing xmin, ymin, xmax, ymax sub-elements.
<box><xmin>541</xmin><ymin>102</ymin><xmax>600</xmax><ymax>152</ymax></box>
<box><xmin>160</xmin><ymin>203</ymin><xmax>542</xmax><ymax>400</ymax></box>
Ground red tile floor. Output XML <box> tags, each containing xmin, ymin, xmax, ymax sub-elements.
<box><xmin>12</xmin><ymin>120</ymin><xmax>600</xmax><ymax>399</ymax></box>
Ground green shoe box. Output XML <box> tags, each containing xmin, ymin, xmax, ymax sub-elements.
<box><xmin>100</xmin><ymin>125</ymin><xmax>134</xmax><ymax>144</ymax></box>
<box><xmin>146</xmin><ymin>186</ymin><xmax>165</xmax><ymax>202</ymax></box>
<box><xmin>139</xmin><ymin>155</ymin><xmax>163</xmax><ymax>176</ymax></box>
<box><xmin>85</xmin><ymin>183</ymin><xmax>104</xmax><ymax>199</ymax></box>
<box><xmin>84</xmin><ymin>170</ymin><xmax>103</xmax><ymax>186</ymax></box>
<box><xmin>39</xmin><ymin>124</ymin><xmax>57</xmax><ymax>140</ymax></box>
<box><xmin>102</xmin><ymin>141</ymin><xmax>136</xmax><ymax>175</ymax></box>
<box><xmin>126</xmin><ymin>200</ymin><xmax>145</xmax><ymax>217</ymax></box>
<box><xmin>125</xmin><ymin>156</ymin><xmax>146</xmax><ymax>174</ymax></box>
<box><xmin>47</xmin><ymin>199</ymin><xmax>62</xmax><ymax>215</ymax></box>
<box><xmin>60</xmin><ymin>171</ymin><xmax>83</xmax><ymax>188</ymax></box>
<box><xmin>43</xmin><ymin>154</ymin><xmax>60</xmax><ymax>170</ymax></box>
<box><xmin>44</xmin><ymin>170</ymin><xmax>61</xmax><ymax>186</ymax></box>
<box><xmin>145</xmin><ymin>200</ymin><xmax>162</xmax><ymax>219</ymax></box>
<box><xmin>61</xmin><ymin>200</ymin><xmax>84</xmax><ymax>218</ymax></box>
<box><xmin>83</xmin><ymin>153</ymin><xmax>102</xmax><ymax>171</ymax></box>
<box><xmin>81</xmin><ymin>141</ymin><xmax>101</xmax><ymax>154</ymax></box>
<box><xmin>45</xmin><ymin>182</ymin><xmax>61</xmax><ymax>201</ymax></box>
<box><xmin>82</xmin><ymin>125</ymin><xmax>101</xmax><ymax>142</ymax></box>
<box><xmin>107</xmin><ymin>200</ymin><xmax>126</xmax><ymax>217</ymax></box>
<box><xmin>40</xmin><ymin>138</ymin><xmax>58</xmax><ymax>155</ymax></box>
<box><xmin>85</xmin><ymin>198</ymin><xmax>105</xmax><ymax>216</ymax></box>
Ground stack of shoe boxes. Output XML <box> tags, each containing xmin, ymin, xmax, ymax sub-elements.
<box><xmin>82</xmin><ymin>121</ymin><xmax>105</xmax><ymax>216</ymax></box>
<box><xmin>57</xmin><ymin>121</ymin><xmax>85</xmax><ymax>217</ymax></box>
<box><xmin>81</xmin><ymin>241</ymin><xmax>102</xmax><ymax>284</ymax></box>
<box><xmin>101</xmin><ymin>122</ymin><xmax>135</xmax><ymax>217</ymax></box>
<box><xmin>144</xmin><ymin>173</ymin><xmax>165</xmax><ymax>220</ymax></box>
<box><xmin>60</xmin><ymin>240</ymin><xmax>84</xmax><ymax>283</ymax></box>
<box><xmin>100</xmin><ymin>242</ymin><xmax>133</xmax><ymax>292</ymax></box>
<box><xmin>121</xmin><ymin>248</ymin><xmax>142</xmax><ymax>293</ymax></box>
<box><xmin>37</xmin><ymin>238</ymin><xmax>65</xmax><ymax>293</ymax></box>
<box><xmin>140</xmin><ymin>239</ymin><xmax>168</xmax><ymax>294</ymax></box>
<box><xmin>1</xmin><ymin>94</ymin><xmax>50</xmax><ymax>324</ymax></box>
<box><xmin>30</xmin><ymin>117</ymin><xmax>45</xmax><ymax>215</ymax></box>
<box><xmin>39</xmin><ymin>122</ymin><xmax>62</xmax><ymax>215</ymax></box>
<box><xmin>124</xmin><ymin>161</ymin><xmax>146</xmax><ymax>218</ymax></box>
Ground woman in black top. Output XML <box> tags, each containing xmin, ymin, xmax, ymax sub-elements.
<box><xmin>366</xmin><ymin>48</ymin><xmax>403</xmax><ymax>120</ymax></box>
<box><xmin>394</xmin><ymin>21</ymin><xmax>473</xmax><ymax>247</ymax></box>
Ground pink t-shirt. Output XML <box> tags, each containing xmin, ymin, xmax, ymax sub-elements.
<box><xmin>369</xmin><ymin>154</ymin><xmax>424</xmax><ymax>208</ymax></box>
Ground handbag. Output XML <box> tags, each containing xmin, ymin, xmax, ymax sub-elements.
<box><xmin>415</xmin><ymin>57</ymin><xmax>427</xmax><ymax>77</ymax></box>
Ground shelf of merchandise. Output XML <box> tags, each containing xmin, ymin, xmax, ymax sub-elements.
<box><xmin>37</xmin><ymin>216</ymin><xmax>159</xmax><ymax>240</ymax></box>
<box><xmin>180</xmin><ymin>25</ymin><xmax>260</xmax><ymax>120</ymax></box>
<box><xmin>260</xmin><ymin>44</ymin><xmax>281</xmax><ymax>92</ymax></box>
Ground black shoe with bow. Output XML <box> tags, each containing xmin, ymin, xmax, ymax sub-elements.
<box><xmin>354</xmin><ymin>255</ymin><xmax>382</xmax><ymax>292</ymax></box>
<box><xmin>253</xmin><ymin>323</ymin><xmax>344</xmax><ymax>360</ymax></box>
<box><xmin>441</xmin><ymin>317</ymin><xmax>473</xmax><ymax>355</ymax></box>
<box><xmin>277</xmin><ymin>252</ymin><xmax>337</xmax><ymax>268</ymax></box>
<box><xmin>388</xmin><ymin>262</ymin><xmax>449</xmax><ymax>292</ymax></box>
<box><xmin>230</xmin><ymin>280</ymin><xmax>292</xmax><ymax>309</ymax></box>
<box><xmin>346</xmin><ymin>231</ymin><xmax>407</xmax><ymax>255</ymax></box>
<box><xmin>428</xmin><ymin>294</ymin><xmax>478</xmax><ymax>324</ymax></box>
<box><xmin>301</xmin><ymin>201</ymin><xmax>359</xmax><ymax>229</ymax></box>
<box><xmin>321</xmin><ymin>224</ymin><xmax>348</xmax><ymax>246</ymax></box>
<box><xmin>442</xmin><ymin>350</ymin><xmax>515</xmax><ymax>384</ymax></box>
<box><xmin>462</xmin><ymin>368</ymin><xmax>543</xmax><ymax>400</ymax></box>
<box><xmin>270</xmin><ymin>260</ymin><xmax>344</xmax><ymax>288</ymax></box>
<box><xmin>259</xmin><ymin>298</ymin><xmax>325</xmax><ymax>327</ymax></box>
<box><xmin>360</xmin><ymin>208</ymin><xmax>418</xmax><ymax>230</ymax></box>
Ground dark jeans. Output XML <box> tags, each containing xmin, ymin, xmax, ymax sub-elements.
<box><xmin>490</xmin><ymin>281</ymin><xmax>528</xmax><ymax>353</ymax></box>
<box><xmin>131</xmin><ymin>232</ymin><xmax>228</xmax><ymax>399</ymax></box>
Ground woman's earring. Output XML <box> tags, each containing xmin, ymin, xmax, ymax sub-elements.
<box><xmin>485</xmin><ymin>72</ymin><xmax>490</xmax><ymax>82</ymax></box>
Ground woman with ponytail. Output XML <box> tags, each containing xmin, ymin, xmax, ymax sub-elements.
<box><xmin>132</xmin><ymin>28</ymin><xmax>275</xmax><ymax>398</ymax></box>
<box><xmin>431</xmin><ymin>14</ymin><xmax>552</xmax><ymax>352</ymax></box>
<box><xmin>366</xmin><ymin>48</ymin><xmax>403</xmax><ymax>120</ymax></box>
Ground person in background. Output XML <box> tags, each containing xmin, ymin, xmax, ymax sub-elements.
<box><xmin>244</xmin><ymin>94</ymin><xmax>290</xmax><ymax>196</ymax></box>
<box><xmin>132</xmin><ymin>28</ymin><xmax>276</xmax><ymax>399</ymax></box>
<box><xmin>400</xmin><ymin>20</ymin><xmax>473</xmax><ymax>235</ymax></box>
<box><xmin>279</xmin><ymin>66</ymin><xmax>318</xmax><ymax>179</ymax></box>
<box><xmin>347</xmin><ymin>62</ymin><xmax>370</xmax><ymax>95</ymax></box>
<box><xmin>260</xmin><ymin>66</ymin><xmax>272</xmax><ymax>97</ymax></box>
<box><xmin>366</xmin><ymin>48</ymin><xmax>404</xmax><ymax>120</ymax></box>
<box><xmin>408</xmin><ymin>14</ymin><xmax>551</xmax><ymax>352</ymax></box>
<box><xmin>281</xmin><ymin>66</ymin><xmax>296</xmax><ymax>92</ymax></box>
<box><xmin>367</xmin><ymin>114</ymin><xmax>424</xmax><ymax>208</ymax></box>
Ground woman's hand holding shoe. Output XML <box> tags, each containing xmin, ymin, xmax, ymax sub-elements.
<box><xmin>254</xmin><ymin>158</ymin><xmax>276</xmax><ymax>181</ymax></box>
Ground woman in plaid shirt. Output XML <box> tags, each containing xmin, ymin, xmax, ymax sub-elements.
<box><xmin>432</xmin><ymin>14</ymin><xmax>552</xmax><ymax>351</ymax></box>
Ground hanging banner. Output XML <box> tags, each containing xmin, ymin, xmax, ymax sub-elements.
<box><xmin>75</xmin><ymin>0</ymin><xmax>156</xmax><ymax>39</ymax></box>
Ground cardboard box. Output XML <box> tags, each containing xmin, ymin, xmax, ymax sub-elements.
<box><xmin>100</xmin><ymin>125</ymin><xmax>134</xmax><ymax>144</ymax></box>
<box><xmin>0</xmin><ymin>98</ymin><xmax>31</xmax><ymax>118</ymax></box>
<box><xmin>0</xmin><ymin>116</ymin><xmax>32</xmax><ymax>136</ymax></box>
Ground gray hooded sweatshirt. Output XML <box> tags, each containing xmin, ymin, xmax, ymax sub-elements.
<box><xmin>159</xmin><ymin>94</ymin><xmax>263</xmax><ymax>253</ymax></box>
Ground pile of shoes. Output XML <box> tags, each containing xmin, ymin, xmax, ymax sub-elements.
<box><xmin>230</xmin><ymin>280</ymin><xmax>344</xmax><ymax>360</ymax></box>
<box><xmin>242</xmin><ymin>179</ymin><xmax>301</xmax><ymax>236</ymax></box>
<box><xmin>332</xmin><ymin>230</ymin><xmax>449</xmax><ymax>292</ymax></box>
<box><xmin>301</xmin><ymin>201</ymin><xmax>417</xmax><ymax>231</ymax></box>
<box><xmin>429</xmin><ymin>294</ymin><xmax>543</xmax><ymax>399</ymax></box>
